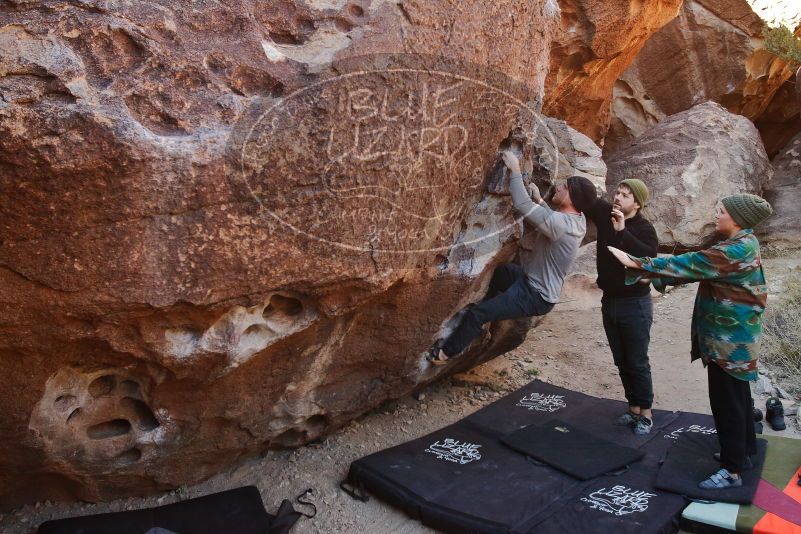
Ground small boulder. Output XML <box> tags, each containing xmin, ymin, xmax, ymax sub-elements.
<box><xmin>607</xmin><ymin>102</ymin><xmax>772</xmax><ymax>249</ymax></box>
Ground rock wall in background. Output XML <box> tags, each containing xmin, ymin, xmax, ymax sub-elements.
<box><xmin>606</xmin><ymin>0</ymin><xmax>801</xmax><ymax>156</ymax></box>
<box><xmin>544</xmin><ymin>0</ymin><xmax>683</xmax><ymax>141</ymax></box>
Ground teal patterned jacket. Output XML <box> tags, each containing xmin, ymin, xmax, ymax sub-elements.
<box><xmin>625</xmin><ymin>229</ymin><xmax>767</xmax><ymax>381</ymax></box>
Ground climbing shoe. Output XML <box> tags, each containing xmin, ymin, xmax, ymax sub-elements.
<box><xmin>425</xmin><ymin>342</ymin><xmax>450</xmax><ymax>366</ymax></box>
<box><xmin>699</xmin><ymin>468</ymin><xmax>743</xmax><ymax>489</ymax></box>
<box><xmin>633</xmin><ymin>416</ymin><xmax>653</xmax><ymax>435</ymax></box>
<box><xmin>615</xmin><ymin>411</ymin><xmax>639</xmax><ymax>427</ymax></box>
<box><xmin>766</xmin><ymin>397</ymin><xmax>786</xmax><ymax>431</ymax></box>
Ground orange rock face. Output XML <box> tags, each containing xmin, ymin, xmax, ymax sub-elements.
<box><xmin>606</xmin><ymin>0</ymin><xmax>801</xmax><ymax>156</ymax></box>
<box><xmin>0</xmin><ymin>0</ymin><xmax>565</xmax><ymax>510</ymax></box>
<box><xmin>544</xmin><ymin>0</ymin><xmax>683</xmax><ymax>142</ymax></box>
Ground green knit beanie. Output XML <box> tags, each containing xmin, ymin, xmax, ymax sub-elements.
<box><xmin>619</xmin><ymin>179</ymin><xmax>649</xmax><ymax>208</ymax></box>
<box><xmin>721</xmin><ymin>194</ymin><xmax>773</xmax><ymax>229</ymax></box>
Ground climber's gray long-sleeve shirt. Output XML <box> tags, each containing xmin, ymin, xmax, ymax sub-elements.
<box><xmin>509</xmin><ymin>172</ymin><xmax>587</xmax><ymax>303</ymax></box>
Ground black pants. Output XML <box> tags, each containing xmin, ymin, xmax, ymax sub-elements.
<box><xmin>602</xmin><ymin>295</ymin><xmax>654</xmax><ymax>410</ymax></box>
<box><xmin>708</xmin><ymin>361</ymin><xmax>757</xmax><ymax>473</ymax></box>
<box><xmin>441</xmin><ymin>264</ymin><xmax>554</xmax><ymax>357</ymax></box>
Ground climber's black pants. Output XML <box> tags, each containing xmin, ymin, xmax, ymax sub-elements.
<box><xmin>441</xmin><ymin>264</ymin><xmax>554</xmax><ymax>357</ymax></box>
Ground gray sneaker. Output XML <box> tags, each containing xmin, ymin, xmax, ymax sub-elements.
<box><xmin>633</xmin><ymin>416</ymin><xmax>653</xmax><ymax>435</ymax></box>
<box><xmin>699</xmin><ymin>468</ymin><xmax>743</xmax><ymax>489</ymax></box>
<box><xmin>615</xmin><ymin>411</ymin><xmax>639</xmax><ymax>426</ymax></box>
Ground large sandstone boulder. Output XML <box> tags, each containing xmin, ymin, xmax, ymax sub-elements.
<box><xmin>606</xmin><ymin>0</ymin><xmax>801</xmax><ymax>156</ymax></box>
<box><xmin>0</xmin><ymin>0</ymin><xmax>564</xmax><ymax>509</ymax></box>
<box><xmin>544</xmin><ymin>0</ymin><xmax>683</xmax><ymax>141</ymax></box>
<box><xmin>607</xmin><ymin>102</ymin><xmax>773</xmax><ymax>249</ymax></box>
<box><xmin>759</xmin><ymin>133</ymin><xmax>801</xmax><ymax>252</ymax></box>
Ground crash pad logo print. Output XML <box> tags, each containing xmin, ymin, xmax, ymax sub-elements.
<box><xmin>425</xmin><ymin>438</ymin><xmax>482</xmax><ymax>464</ymax></box>
<box><xmin>581</xmin><ymin>485</ymin><xmax>656</xmax><ymax>516</ymax></box>
<box><xmin>516</xmin><ymin>392</ymin><xmax>566</xmax><ymax>412</ymax></box>
<box><xmin>664</xmin><ymin>424</ymin><xmax>717</xmax><ymax>440</ymax></box>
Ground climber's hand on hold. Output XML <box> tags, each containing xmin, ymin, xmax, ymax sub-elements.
<box><xmin>501</xmin><ymin>150</ymin><xmax>521</xmax><ymax>175</ymax></box>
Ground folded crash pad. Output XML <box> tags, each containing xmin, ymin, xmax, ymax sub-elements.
<box><xmin>501</xmin><ymin>418</ymin><xmax>644</xmax><ymax>480</ymax></box>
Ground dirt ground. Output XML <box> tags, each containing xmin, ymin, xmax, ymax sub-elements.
<box><xmin>2</xmin><ymin>258</ymin><xmax>799</xmax><ymax>533</ymax></box>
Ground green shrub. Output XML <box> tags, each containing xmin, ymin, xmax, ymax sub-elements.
<box><xmin>764</xmin><ymin>24</ymin><xmax>801</xmax><ymax>65</ymax></box>
<box><xmin>761</xmin><ymin>275</ymin><xmax>801</xmax><ymax>393</ymax></box>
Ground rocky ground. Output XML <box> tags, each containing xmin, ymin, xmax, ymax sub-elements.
<box><xmin>2</xmin><ymin>257</ymin><xmax>799</xmax><ymax>533</ymax></box>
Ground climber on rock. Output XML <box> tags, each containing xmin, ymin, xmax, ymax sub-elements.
<box><xmin>427</xmin><ymin>150</ymin><xmax>597</xmax><ymax>365</ymax></box>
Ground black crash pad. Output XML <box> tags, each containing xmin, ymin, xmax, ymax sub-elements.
<box><xmin>38</xmin><ymin>486</ymin><xmax>302</xmax><ymax>534</ymax></box>
<box><xmin>345</xmin><ymin>380</ymin><xmax>704</xmax><ymax>534</ymax></box>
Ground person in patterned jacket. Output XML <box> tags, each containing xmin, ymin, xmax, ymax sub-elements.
<box><xmin>608</xmin><ymin>193</ymin><xmax>773</xmax><ymax>490</ymax></box>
